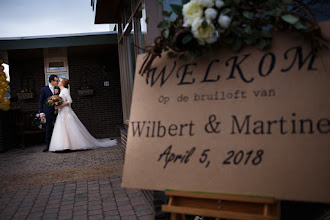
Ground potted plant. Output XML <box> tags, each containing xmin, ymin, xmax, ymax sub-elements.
<box><xmin>17</xmin><ymin>89</ymin><xmax>34</xmax><ymax>100</ymax></box>
<box><xmin>77</xmin><ymin>86</ymin><xmax>94</xmax><ymax>96</ymax></box>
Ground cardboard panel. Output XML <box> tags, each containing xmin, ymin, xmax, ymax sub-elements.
<box><xmin>122</xmin><ymin>22</ymin><xmax>330</xmax><ymax>203</ymax></box>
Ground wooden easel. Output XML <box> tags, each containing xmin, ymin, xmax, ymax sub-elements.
<box><xmin>162</xmin><ymin>191</ymin><xmax>280</xmax><ymax>220</ymax></box>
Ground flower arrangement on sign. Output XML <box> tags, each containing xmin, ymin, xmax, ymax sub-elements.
<box><xmin>46</xmin><ymin>95</ymin><xmax>63</xmax><ymax>114</ymax></box>
<box><xmin>139</xmin><ymin>0</ymin><xmax>327</xmax><ymax>82</ymax></box>
<box><xmin>0</xmin><ymin>59</ymin><xmax>10</xmax><ymax>111</ymax></box>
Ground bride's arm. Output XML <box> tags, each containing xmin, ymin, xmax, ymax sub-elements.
<box><xmin>55</xmin><ymin>102</ymin><xmax>69</xmax><ymax>109</ymax></box>
<box><xmin>55</xmin><ymin>90</ymin><xmax>73</xmax><ymax>109</ymax></box>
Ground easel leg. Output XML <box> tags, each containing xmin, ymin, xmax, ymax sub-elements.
<box><xmin>171</xmin><ymin>213</ymin><xmax>186</xmax><ymax>220</ymax></box>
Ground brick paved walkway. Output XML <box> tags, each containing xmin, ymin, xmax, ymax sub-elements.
<box><xmin>0</xmin><ymin>144</ymin><xmax>154</xmax><ymax>220</ymax></box>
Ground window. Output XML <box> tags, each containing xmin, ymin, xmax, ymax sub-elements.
<box><xmin>45</xmin><ymin>58</ymin><xmax>68</xmax><ymax>73</ymax></box>
<box><xmin>49</xmin><ymin>61</ymin><xmax>65</xmax><ymax>70</ymax></box>
<box><xmin>43</xmin><ymin>48</ymin><xmax>69</xmax><ymax>85</ymax></box>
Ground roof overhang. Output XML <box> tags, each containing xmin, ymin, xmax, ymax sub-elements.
<box><xmin>0</xmin><ymin>32</ymin><xmax>118</xmax><ymax>51</ymax></box>
<box><xmin>94</xmin><ymin>0</ymin><xmax>124</xmax><ymax>24</ymax></box>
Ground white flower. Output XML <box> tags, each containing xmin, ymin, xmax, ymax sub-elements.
<box><xmin>204</xmin><ymin>8</ymin><xmax>218</xmax><ymax>20</ymax></box>
<box><xmin>197</xmin><ymin>0</ymin><xmax>214</xmax><ymax>8</ymax></box>
<box><xmin>215</xmin><ymin>0</ymin><xmax>225</xmax><ymax>9</ymax></box>
<box><xmin>182</xmin><ymin>0</ymin><xmax>203</xmax><ymax>27</ymax></box>
<box><xmin>191</xmin><ymin>18</ymin><xmax>218</xmax><ymax>45</ymax></box>
<box><xmin>218</xmin><ymin>14</ymin><xmax>231</xmax><ymax>29</ymax></box>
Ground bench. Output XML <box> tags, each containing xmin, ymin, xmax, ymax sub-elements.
<box><xmin>15</xmin><ymin>111</ymin><xmax>46</xmax><ymax>148</ymax></box>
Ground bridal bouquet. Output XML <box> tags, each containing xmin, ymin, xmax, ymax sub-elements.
<box><xmin>47</xmin><ymin>95</ymin><xmax>62</xmax><ymax>114</ymax></box>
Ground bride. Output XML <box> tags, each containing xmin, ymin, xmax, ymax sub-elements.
<box><xmin>49</xmin><ymin>78</ymin><xmax>117</xmax><ymax>152</ymax></box>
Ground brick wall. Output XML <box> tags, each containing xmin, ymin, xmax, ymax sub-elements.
<box><xmin>9</xmin><ymin>57</ymin><xmax>45</xmax><ymax>113</ymax></box>
<box><xmin>8</xmin><ymin>46</ymin><xmax>123</xmax><ymax>139</ymax></box>
<box><xmin>67</xmin><ymin>53</ymin><xmax>123</xmax><ymax>138</ymax></box>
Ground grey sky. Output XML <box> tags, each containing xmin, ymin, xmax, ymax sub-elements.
<box><xmin>1</xmin><ymin>0</ymin><xmax>110</xmax><ymax>38</ymax></box>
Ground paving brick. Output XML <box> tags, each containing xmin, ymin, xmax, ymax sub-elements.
<box><xmin>88</xmin><ymin>196</ymin><xmax>102</xmax><ymax>202</ymax></box>
<box><xmin>130</xmin><ymin>197</ymin><xmax>146</xmax><ymax>206</ymax></box>
<box><xmin>135</xmin><ymin>208</ymin><xmax>153</xmax><ymax>217</ymax></box>
<box><xmin>74</xmin><ymin>201</ymin><xmax>88</xmax><ymax>207</ymax></box>
<box><xmin>138</xmin><ymin>215</ymin><xmax>154</xmax><ymax>220</ymax></box>
<box><xmin>58</xmin><ymin>209</ymin><xmax>73</xmax><ymax>216</ymax></box>
<box><xmin>7</xmin><ymin>202</ymin><xmax>21</xmax><ymax>208</ymax></box>
<box><xmin>102</xmin><ymin>205</ymin><xmax>117</xmax><ymax>211</ymax></box>
<box><xmin>42</xmin><ymin>213</ymin><xmax>58</xmax><ymax>219</ymax></box>
<box><xmin>28</xmin><ymin>212</ymin><xmax>43</xmax><ymax>218</ymax></box>
<box><xmin>74</xmin><ymin>205</ymin><xmax>88</xmax><ymax>211</ymax></box>
<box><xmin>120</xmin><ymin>209</ymin><xmax>136</xmax><ymax>217</ymax></box>
<box><xmin>128</xmin><ymin>192</ymin><xmax>142</xmax><ymax>198</ymax></box>
<box><xmin>116</xmin><ymin>196</ymin><xmax>130</xmax><ymax>202</ymax></box>
<box><xmin>45</xmin><ymin>203</ymin><xmax>60</xmax><ymax>209</ymax></box>
<box><xmin>73</xmin><ymin>215</ymin><xmax>88</xmax><ymax>220</ymax></box>
<box><xmin>30</xmin><ymin>207</ymin><xmax>45</xmax><ymax>213</ymax></box>
<box><xmin>121</xmin><ymin>216</ymin><xmax>138</xmax><ymax>220</ymax></box>
<box><xmin>58</xmin><ymin>215</ymin><xmax>72</xmax><ymax>220</ymax></box>
<box><xmin>0</xmin><ymin>214</ymin><xmax>12</xmax><ymax>220</ymax></box>
<box><xmin>16</xmin><ymin>206</ymin><xmax>32</xmax><ymax>212</ymax></box>
<box><xmin>102</xmin><ymin>197</ymin><xmax>116</xmax><ymax>202</ymax></box>
<box><xmin>104</xmin><ymin>215</ymin><xmax>121</xmax><ymax>220</ymax></box>
<box><xmin>61</xmin><ymin>200</ymin><xmax>75</xmax><ymax>206</ymax></box>
<box><xmin>73</xmin><ymin>210</ymin><xmax>88</xmax><ymax>216</ymax></box>
<box><xmin>32</xmin><ymin>203</ymin><xmax>46</xmax><ymax>209</ymax></box>
<box><xmin>88</xmin><ymin>200</ymin><xmax>102</xmax><ymax>206</ymax></box>
<box><xmin>0</xmin><ymin>145</ymin><xmax>153</xmax><ymax>220</ymax></box>
<box><xmin>12</xmin><ymin>216</ymin><xmax>26</xmax><ymax>220</ymax></box>
<box><xmin>13</xmin><ymin>210</ymin><xmax>30</xmax><ymax>216</ymax></box>
<box><xmin>60</xmin><ymin>204</ymin><xmax>74</xmax><ymax>211</ymax></box>
<box><xmin>88</xmin><ymin>209</ymin><xmax>103</xmax><ymax>215</ymax></box>
<box><xmin>104</xmin><ymin>210</ymin><xmax>119</xmax><ymax>216</ymax></box>
<box><xmin>74</xmin><ymin>197</ymin><xmax>88</xmax><ymax>202</ymax></box>
<box><xmin>88</xmin><ymin>214</ymin><xmax>104</xmax><ymax>220</ymax></box>
<box><xmin>118</xmin><ymin>205</ymin><xmax>134</xmax><ymax>211</ymax></box>
<box><xmin>88</xmin><ymin>204</ymin><xmax>102</xmax><ymax>211</ymax></box>
<box><xmin>48</xmin><ymin>198</ymin><xmax>61</xmax><ymax>203</ymax></box>
<box><xmin>117</xmin><ymin>200</ymin><xmax>131</xmax><ymax>207</ymax></box>
<box><xmin>133</xmin><ymin>205</ymin><xmax>150</xmax><ymax>211</ymax></box>
<box><xmin>44</xmin><ymin>208</ymin><xmax>59</xmax><ymax>214</ymax></box>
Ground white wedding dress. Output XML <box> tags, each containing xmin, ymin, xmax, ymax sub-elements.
<box><xmin>49</xmin><ymin>88</ymin><xmax>117</xmax><ymax>152</ymax></box>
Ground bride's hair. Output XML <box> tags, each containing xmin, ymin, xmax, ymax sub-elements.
<box><xmin>61</xmin><ymin>78</ymin><xmax>70</xmax><ymax>88</ymax></box>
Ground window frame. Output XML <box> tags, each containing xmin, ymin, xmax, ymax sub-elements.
<box><xmin>118</xmin><ymin>0</ymin><xmax>144</xmax><ymax>124</ymax></box>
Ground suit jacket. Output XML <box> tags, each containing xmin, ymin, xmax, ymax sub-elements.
<box><xmin>39</xmin><ymin>85</ymin><xmax>59</xmax><ymax>116</ymax></box>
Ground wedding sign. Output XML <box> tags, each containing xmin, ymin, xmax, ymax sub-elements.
<box><xmin>122</xmin><ymin>22</ymin><xmax>330</xmax><ymax>203</ymax></box>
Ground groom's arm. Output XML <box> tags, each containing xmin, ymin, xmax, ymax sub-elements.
<box><xmin>39</xmin><ymin>87</ymin><xmax>45</xmax><ymax>114</ymax></box>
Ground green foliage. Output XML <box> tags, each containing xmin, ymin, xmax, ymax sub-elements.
<box><xmin>182</xmin><ymin>34</ymin><xmax>193</xmax><ymax>45</ymax></box>
<box><xmin>170</xmin><ymin>4</ymin><xmax>183</xmax><ymax>17</ymax></box>
<box><xmin>243</xmin><ymin>11</ymin><xmax>254</xmax><ymax>19</ymax></box>
<box><xmin>294</xmin><ymin>22</ymin><xmax>308</xmax><ymax>30</ymax></box>
<box><xmin>281</xmin><ymin>14</ymin><xmax>299</xmax><ymax>24</ymax></box>
<box><xmin>157</xmin><ymin>0</ymin><xmax>317</xmax><ymax>62</ymax></box>
<box><xmin>162</xmin><ymin>11</ymin><xmax>172</xmax><ymax>18</ymax></box>
<box><xmin>202</xmin><ymin>20</ymin><xmax>208</xmax><ymax>29</ymax></box>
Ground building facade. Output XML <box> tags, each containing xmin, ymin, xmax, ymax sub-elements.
<box><xmin>92</xmin><ymin>0</ymin><xmax>170</xmax><ymax>218</ymax></box>
<box><xmin>92</xmin><ymin>0</ymin><xmax>330</xmax><ymax>219</ymax></box>
<box><xmin>0</xmin><ymin>33</ymin><xmax>123</xmax><ymax>151</ymax></box>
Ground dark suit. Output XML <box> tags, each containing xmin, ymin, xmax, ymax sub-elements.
<box><xmin>39</xmin><ymin>86</ymin><xmax>59</xmax><ymax>149</ymax></box>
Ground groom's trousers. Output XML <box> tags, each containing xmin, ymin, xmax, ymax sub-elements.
<box><xmin>45</xmin><ymin>113</ymin><xmax>54</xmax><ymax>148</ymax></box>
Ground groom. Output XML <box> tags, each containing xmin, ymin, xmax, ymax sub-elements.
<box><xmin>39</xmin><ymin>74</ymin><xmax>59</xmax><ymax>152</ymax></box>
